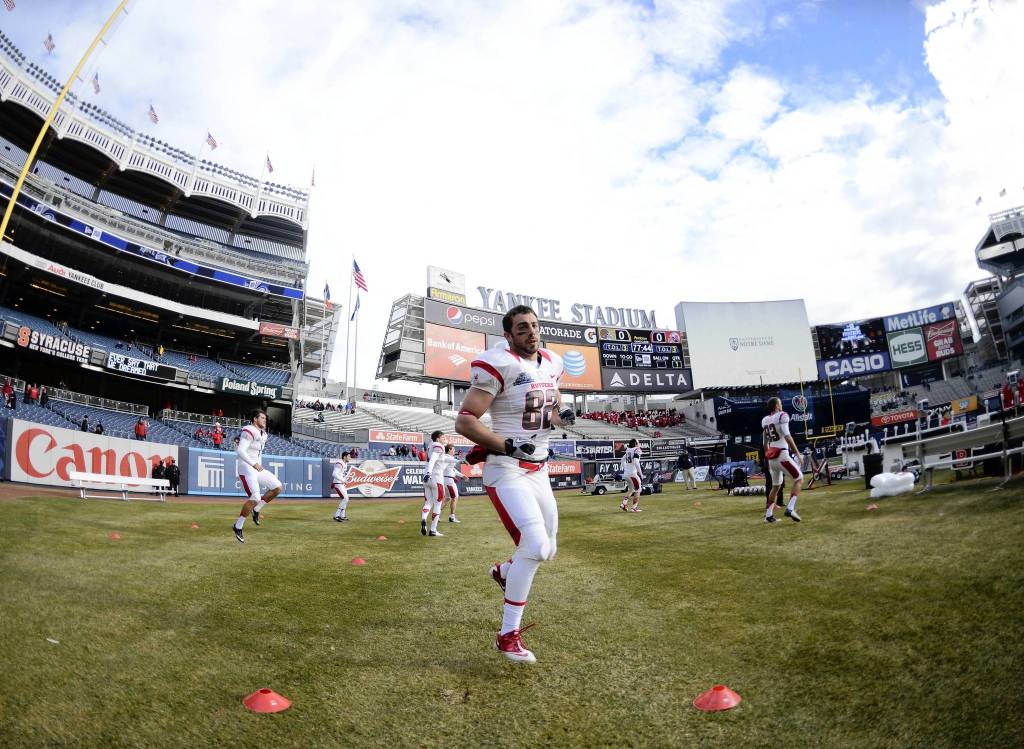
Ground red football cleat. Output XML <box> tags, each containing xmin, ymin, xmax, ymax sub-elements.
<box><xmin>495</xmin><ymin>625</ymin><xmax>536</xmax><ymax>664</ymax></box>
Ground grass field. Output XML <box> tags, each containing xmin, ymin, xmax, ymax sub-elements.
<box><xmin>1</xmin><ymin>478</ymin><xmax>1023</xmax><ymax>748</ymax></box>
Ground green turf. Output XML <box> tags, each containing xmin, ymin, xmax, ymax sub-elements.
<box><xmin>1</xmin><ymin>479</ymin><xmax>1023</xmax><ymax>748</ymax></box>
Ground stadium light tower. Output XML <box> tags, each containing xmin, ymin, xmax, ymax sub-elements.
<box><xmin>0</xmin><ymin>0</ymin><xmax>132</xmax><ymax>244</ymax></box>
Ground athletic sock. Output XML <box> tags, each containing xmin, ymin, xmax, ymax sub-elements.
<box><xmin>501</xmin><ymin>554</ymin><xmax>541</xmax><ymax>634</ymax></box>
<box><xmin>234</xmin><ymin>517</ymin><xmax>245</xmax><ymax>530</ymax></box>
<box><xmin>787</xmin><ymin>496</ymin><xmax>797</xmax><ymax>512</ymax></box>
<box><xmin>430</xmin><ymin>513</ymin><xmax>440</xmax><ymax>532</ymax></box>
<box><xmin>501</xmin><ymin>600</ymin><xmax>526</xmax><ymax>635</ymax></box>
<box><xmin>421</xmin><ymin>504</ymin><xmax>430</xmax><ymax>520</ymax></box>
<box><xmin>253</xmin><ymin>500</ymin><xmax>267</xmax><ymax>513</ymax></box>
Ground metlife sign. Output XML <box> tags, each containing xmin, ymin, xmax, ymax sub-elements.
<box><xmin>816</xmin><ymin>352</ymin><xmax>892</xmax><ymax>379</ymax></box>
<box><xmin>883</xmin><ymin>303</ymin><xmax>956</xmax><ymax>334</ymax></box>
<box><xmin>600</xmin><ymin>367</ymin><xmax>693</xmax><ymax>393</ymax></box>
<box><xmin>423</xmin><ymin>299</ymin><xmax>502</xmax><ymax>334</ymax></box>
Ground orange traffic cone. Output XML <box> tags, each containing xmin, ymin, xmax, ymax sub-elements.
<box><xmin>243</xmin><ymin>688</ymin><xmax>291</xmax><ymax>713</ymax></box>
<box><xmin>693</xmin><ymin>684</ymin><xmax>741</xmax><ymax>712</ymax></box>
<box><xmin>352</xmin><ymin>557</ymin><xmax>367</xmax><ymax>566</ymax></box>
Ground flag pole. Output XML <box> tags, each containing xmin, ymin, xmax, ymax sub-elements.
<box><xmin>344</xmin><ymin>256</ymin><xmax>354</xmax><ymax>399</ymax></box>
<box><xmin>353</xmin><ymin>297</ymin><xmax>360</xmax><ymax>393</ymax></box>
<box><xmin>0</xmin><ymin>0</ymin><xmax>132</xmax><ymax>244</ymax></box>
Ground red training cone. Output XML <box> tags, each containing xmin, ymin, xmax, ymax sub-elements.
<box><xmin>110</xmin><ymin>532</ymin><xmax>121</xmax><ymax>541</ymax></box>
<box><xmin>352</xmin><ymin>557</ymin><xmax>366</xmax><ymax>566</ymax></box>
<box><xmin>398</xmin><ymin>519</ymin><xmax>406</xmax><ymax>524</ymax></box>
<box><xmin>867</xmin><ymin>503</ymin><xmax>878</xmax><ymax>511</ymax></box>
<box><xmin>376</xmin><ymin>535</ymin><xmax>388</xmax><ymax>541</ymax></box>
<box><xmin>693</xmin><ymin>501</ymin><xmax>702</xmax><ymax>507</ymax></box>
<box><xmin>191</xmin><ymin>522</ymin><xmax>200</xmax><ymax>529</ymax></box>
<box><xmin>693</xmin><ymin>684</ymin><xmax>741</xmax><ymax>712</ymax></box>
<box><xmin>243</xmin><ymin>688</ymin><xmax>291</xmax><ymax>713</ymax></box>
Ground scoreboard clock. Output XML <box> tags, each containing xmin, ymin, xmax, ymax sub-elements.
<box><xmin>598</xmin><ymin>328</ymin><xmax>685</xmax><ymax>370</ymax></box>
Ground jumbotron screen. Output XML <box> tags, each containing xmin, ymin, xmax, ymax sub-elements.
<box><xmin>815</xmin><ymin>318</ymin><xmax>888</xmax><ymax>360</ymax></box>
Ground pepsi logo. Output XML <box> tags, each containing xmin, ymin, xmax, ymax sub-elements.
<box><xmin>446</xmin><ymin>306</ymin><xmax>463</xmax><ymax>324</ymax></box>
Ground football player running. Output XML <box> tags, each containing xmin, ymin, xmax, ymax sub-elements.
<box><xmin>619</xmin><ymin>438</ymin><xmax>644</xmax><ymax>512</ymax></box>
<box><xmin>331</xmin><ymin>451</ymin><xmax>354</xmax><ymax>522</ymax></box>
<box><xmin>420</xmin><ymin>430</ymin><xmax>447</xmax><ymax>537</ymax></box>
<box><xmin>761</xmin><ymin>397</ymin><xmax>803</xmax><ymax>523</ymax></box>
<box><xmin>455</xmin><ymin>305</ymin><xmax>575</xmax><ymax>664</ymax></box>
<box><xmin>442</xmin><ymin>443</ymin><xmax>462</xmax><ymax>524</ymax></box>
<box><xmin>231</xmin><ymin>409</ymin><xmax>283</xmax><ymax>543</ymax></box>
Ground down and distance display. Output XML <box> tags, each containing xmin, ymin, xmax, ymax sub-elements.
<box><xmin>597</xmin><ymin>328</ymin><xmax>685</xmax><ymax>370</ymax></box>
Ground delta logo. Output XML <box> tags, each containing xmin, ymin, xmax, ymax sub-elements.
<box><xmin>446</xmin><ymin>306</ymin><xmax>463</xmax><ymax>324</ymax></box>
<box><xmin>345</xmin><ymin>459</ymin><xmax>401</xmax><ymax>498</ymax></box>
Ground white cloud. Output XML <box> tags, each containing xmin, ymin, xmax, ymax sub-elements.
<box><xmin>2</xmin><ymin>0</ymin><xmax>1021</xmax><ymax>393</ymax></box>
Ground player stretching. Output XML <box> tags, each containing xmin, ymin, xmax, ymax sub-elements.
<box><xmin>332</xmin><ymin>451</ymin><xmax>353</xmax><ymax>522</ymax></box>
<box><xmin>420</xmin><ymin>430</ymin><xmax>447</xmax><ymax>537</ymax></box>
<box><xmin>455</xmin><ymin>305</ymin><xmax>574</xmax><ymax>664</ymax></box>
<box><xmin>619</xmin><ymin>438</ymin><xmax>644</xmax><ymax>512</ymax></box>
<box><xmin>442</xmin><ymin>443</ymin><xmax>462</xmax><ymax>524</ymax></box>
<box><xmin>761</xmin><ymin>397</ymin><xmax>803</xmax><ymax>523</ymax></box>
<box><xmin>232</xmin><ymin>409</ymin><xmax>282</xmax><ymax>543</ymax></box>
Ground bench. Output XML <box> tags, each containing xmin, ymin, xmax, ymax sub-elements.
<box><xmin>899</xmin><ymin>414</ymin><xmax>1024</xmax><ymax>491</ymax></box>
<box><xmin>69</xmin><ymin>471</ymin><xmax>171</xmax><ymax>502</ymax></box>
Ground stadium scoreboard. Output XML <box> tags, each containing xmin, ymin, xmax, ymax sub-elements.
<box><xmin>597</xmin><ymin>327</ymin><xmax>685</xmax><ymax>370</ymax></box>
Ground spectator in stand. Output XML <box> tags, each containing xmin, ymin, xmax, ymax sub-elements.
<box><xmin>135</xmin><ymin>417</ymin><xmax>148</xmax><ymax>441</ymax></box>
<box><xmin>388</xmin><ymin>445</ymin><xmax>397</xmax><ymax>456</ymax></box>
<box><xmin>2</xmin><ymin>379</ymin><xmax>12</xmax><ymax>404</ymax></box>
<box><xmin>151</xmin><ymin>459</ymin><xmax>165</xmax><ymax>496</ymax></box>
<box><xmin>166</xmin><ymin>458</ymin><xmax>180</xmax><ymax>496</ymax></box>
<box><xmin>81</xmin><ymin>415</ymin><xmax>89</xmax><ymax>432</ymax></box>
<box><xmin>212</xmin><ymin>426</ymin><xmax>224</xmax><ymax>449</ymax></box>
<box><xmin>94</xmin><ymin>422</ymin><xmax>104</xmax><ymax>435</ymax></box>
<box><xmin>39</xmin><ymin>386</ymin><xmax>48</xmax><ymax>407</ymax></box>
<box><xmin>24</xmin><ymin>382</ymin><xmax>34</xmax><ymax>404</ymax></box>
<box><xmin>5</xmin><ymin>390</ymin><xmax>16</xmax><ymax>410</ymax></box>
<box><xmin>29</xmin><ymin>383</ymin><xmax>39</xmax><ymax>403</ymax></box>
<box><xmin>315</xmin><ymin>412</ymin><xmax>325</xmax><ymax>423</ymax></box>
<box><xmin>350</xmin><ymin>448</ymin><xmax>359</xmax><ymax>459</ymax></box>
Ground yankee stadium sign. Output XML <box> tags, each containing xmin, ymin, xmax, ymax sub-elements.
<box><xmin>478</xmin><ymin>287</ymin><xmax>658</xmax><ymax>328</ymax></box>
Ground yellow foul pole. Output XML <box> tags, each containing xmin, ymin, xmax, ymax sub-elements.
<box><xmin>0</xmin><ymin>0</ymin><xmax>132</xmax><ymax>244</ymax></box>
<box><xmin>827</xmin><ymin>375</ymin><xmax>837</xmax><ymax>435</ymax></box>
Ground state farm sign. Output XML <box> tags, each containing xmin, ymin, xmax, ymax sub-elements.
<box><xmin>368</xmin><ymin>430</ymin><xmax>424</xmax><ymax>445</ymax></box>
<box><xmin>8</xmin><ymin>420</ymin><xmax>179</xmax><ymax>487</ymax></box>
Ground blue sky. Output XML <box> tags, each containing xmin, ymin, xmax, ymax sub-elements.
<box><xmin>0</xmin><ymin>0</ymin><xmax>1021</xmax><ymax>391</ymax></box>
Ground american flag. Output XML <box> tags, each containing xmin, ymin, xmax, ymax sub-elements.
<box><xmin>91</xmin><ymin>72</ymin><xmax>100</xmax><ymax>94</ymax></box>
<box><xmin>265</xmin><ymin>155</ymin><xmax>274</xmax><ymax>174</ymax></box>
<box><xmin>353</xmin><ymin>259</ymin><xmax>368</xmax><ymax>292</ymax></box>
<box><xmin>4</xmin><ymin>1</ymin><xmax>16</xmax><ymax>12</ymax></box>
<box><xmin>350</xmin><ymin>295</ymin><xmax>361</xmax><ymax>322</ymax></box>
<box><xmin>206</xmin><ymin>131</ymin><xmax>218</xmax><ymax>150</ymax></box>
<box><xmin>323</xmin><ymin>282</ymin><xmax>332</xmax><ymax>310</ymax></box>
<box><xmin>43</xmin><ymin>33</ymin><xmax>55</xmax><ymax>53</ymax></box>
<box><xmin>148</xmin><ymin>104</ymin><xmax>159</xmax><ymax>124</ymax></box>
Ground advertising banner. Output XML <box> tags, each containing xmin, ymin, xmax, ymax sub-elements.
<box><xmin>887</xmin><ymin>327</ymin><xmax>928</xmax><ymax>369</ymax></box>
<box><xmin>539</xmin><ymin>322</ymin><xmax>599</xmax><ymax>345</ymax></box>
<box><xmin>215</xmin><ymin>376</ymin><xmax>283</xmax><ymax>400</ymax></box>
<box><xmin>106</xmin><ymin>352</ymin><xmax>177</xmax><ymax>381</ymax></box>
<box><xmin>950</xmin><ymin>396</ymin><xmax>978</xmax><ymax>416</ymax></box>
<box><xmin>574</xmin><ymin>440</ymin><xmax>615</xmax><ymax>460</ymax></box>
<box><xmin>423</xmin><ymin>299</ymin><xmax>503</xmax><ymax>335</ymax></box>
<box><xmin>675</xmin><ymin>300</ymin><xmax>818</xmax><ymax>388</ymax></box>
<box><xmin>613</xmin><ymin>438</ymin><xmax>653</xmax><ymax>458</ymax></box>
<box><xmin>923</xmin><ymin>320</ymin><xmax>963</xmax><ymax>361</ymax></box>
<box><xmin>649</xmin><ymin>438</ymin><xmax>691</xmax><ymax>458</ymax></box>
<box><xmin>338</xmin><ymin>459</ymin><xmax>484</xmax><ymax>497</ymax></box>
<box><xmin>870</xmin><ymin>409</ymin><xmax>919</xmax><ymax>427</ymax></box>
<box><xmin>549</xmin><ymin>439</ymin><xmax>576</xmax><ymax>456</ymax></box>
<box><xmin>883</xmin><ymin>303</ymin><xmax>957</xmax><ymax>334</ymax></box>
<box><xmin>428</xmin><ymin>287</ymin><xmax>468</xmax><ymax>305</ymax></box>
<box><xmin>427</xmin><ymin>266</ymin><xmax>467</xmax><ymax>297</ymax></box>
<box><xmin>600</xmin><ymin>367</ymin><xmax>693</xmax><ymax>393</ymax></box>
<box><xmin>7</xmin><ymin>420</ymin><xmax>179</xmax><ymax>487</ymax></box>
<box><xmin>899</xmin><ymin>362</ymin><xmax>943</xmax><ymax>387</ymax></box>
<box><xmin>258</xmin><ymin>322</ymin><xmax>300</xmax><ymax>340</ymax></box>
<box><xmin>424</xmin><ymin>323</ymin><xmax>485</xmax><ymax>381</ymax></box>
<box><xmin>368</xmin><ymin>429</ymin><xmax>424</xmax><ymax>445</ymax></box>
<box><xmin>544</xmin><ymin>342</ymin><xmax>602</xmax><ymax>391</ymax></box>
<box><xmin>188</xmin><ymin>448</ymin><xmax>321</xmax><ymax>497</ymax></box>
<box><xmin>816</xmin><ymin>351</ymin><xmax>892</xmax><ymax>379</ymax></box>
<box><xmin>594</xmin><ymin>458</ymin><xmax>661</xmax><ymax>476</ymax></box>
<box><xmin>16</xmin><ymin>326</ymin><xmax>92</xmax><ymax>364</ymax></box>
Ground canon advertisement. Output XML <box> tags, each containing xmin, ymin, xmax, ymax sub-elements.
<box><xmin>675</xmin><ymin>300</ymin><xmax>817</xmax><ymax>388</ymax></box>
<box><xmin>6</xmin><ymin>420</ymin><xmax>179</xmax><ymax>487</ymax></box>
<box><xmin>106</xmin><ymin>352</ymin><xmax>178</xmax><ymax>381</ymax></box>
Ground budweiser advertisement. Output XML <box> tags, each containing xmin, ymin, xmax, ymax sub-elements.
<box><xmin>368</xmin><ymin>430</ymin><xmax>424</xmax><ymax>445</ymax></box>
<box><xmin>258</xmin><ymin>321</ymin><xmax>300</xmax><ymax>340</ymax></box>
<box><xmin>870</xmin><ymin>410</ymin><xmax>919</xmax><ymax>427</ymax></box>
<box><xmin>8</xmin><ymin>420</ymin><xmax>179</xmax><ymax>487</ymax></box>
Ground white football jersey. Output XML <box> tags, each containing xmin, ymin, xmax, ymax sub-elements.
<box><xmin>236</xmin><ymin>424</ymin><xmax>267</xmax><ymax>470</ymax></box>
<box><xmin>442</xmin><ymin>454</ymin><xmax>458</xmax><ymax>479</ymax></box>
<box><xmin>620</xmin><ymin>446</ymin><xmax>642</xmax><ymax>475</ymax></box>
<box><xmin>332</xmin><ymin>461</ymin><xmax>352</xmax><ymax>485</ymax></box>
<box><xmin>761</xmin><ymin>411</ymin><xmax>792</xmax><ymax>451</ymax></box>
<box><xmin>469</xmin><ymin>347</ymin><xmax>564</xmax><ymax>461</ymax></box>
<box><xmin>425</xmin><ymin>440</ymin><xmax>447</xmax><ymax>481</ymax></box>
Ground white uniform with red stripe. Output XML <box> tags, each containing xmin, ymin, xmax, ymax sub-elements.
<box><xmin>761</xmin><ymin>410</ymin><xmax>803</xmax><ymax>484</ymax></box>
<box><xmin>236</xmin><ymin>424</ymin><xmax>282</xmax><ymax>500</ymax></box>
<box><xmin>331</xmin><ymin>460</ymin><xmax>352</xmax><ymax>499</ymax></box>
<box><xmin>469</xmin><ymin>347</ymin><xmax>563</xmax><ymax>558</ymax></box>
<box><xmin>442</xmin><ymin>454</ymin><xmax>459</xmax><ymax>499</ymax></box>
<box><xmin>620</xmin><ymin>445</ymin><xmax>643</xmax><ymax>490</ymax></box>
<box><xmin>423</xmin><ymin>440</ymin><xmax>446</xmax><ymax>505</ymax></box>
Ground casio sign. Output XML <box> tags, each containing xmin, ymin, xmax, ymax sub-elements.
<box><xmin>821</xmin><ymin>354</ymin><xmax>889</xmax><ymax>378</ymax></box>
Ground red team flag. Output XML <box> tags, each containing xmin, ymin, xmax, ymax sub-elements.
<box><xmin>352</xmin><ymin>259</ymin><xmax>368</xmax><ymax>292</ymax></box>
<box><xmin>206</xmin><ymin>131</ymin><xmax>218</xmax><ymax>149</ymax></box>
<box><xmin>265</xmin><ymin>155</ymin><xmax>274</xmax><ymax>174</ymax></box>
<box><xmin>148</xmin><ymin>105</ymin><xmax>159</xmax><ymax>124</ymax></box>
